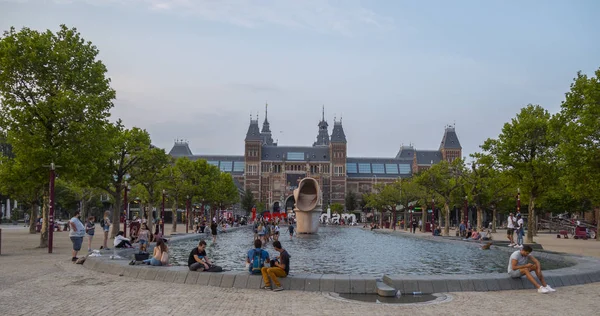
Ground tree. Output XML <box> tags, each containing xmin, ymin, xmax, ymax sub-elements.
<box><xmin>345</xmin><ymin>190</ymin><xmax>358</xmax><ymax>212</ymax></box>
<box><xmin>399</xmin><ymin>179</ymin><xmax>425</xmax><ymax>231</ymax></box>
<box><xmin>94</xmin><ymin>123</ymin><xmax>151</xmax><ymax>238</ymax></box>
<box><xmin>330</xmin><ymin>203</ymin><xmax>344</xmax><ymax>215</ymax></box>
<box><xmin>415</xmin><ymin>159</ymin><xmax>465</xmax><ymax>236</ymax></box>
<box><xmin>212</xmin><ymin>172</ymin><xmax>240</xmax><ymax>211</ymax></box>
<box><xmin>241</xmin><ymin>190</ymin><xmax>257</xmax><ymax>216</ymax></box>
<box><xmin>483</xmin><ymin>104</ymin><xmax>557</xmax><ymax>243</ymax></box>
<box><xmin>364</xmin><ymin>180</ymin><xmax>402</xmax><ymax>227</ymax></box>
<box><xmin>132</xmin><ymin>147</ymin><xmax>170</xmax><ymax>222</ymax></box>
<box><xmin>554</xmin><ymin>69</ymin><xmax>600</xmax><ymax>239</ymax></box>
<box><xmin>0</xmin><ymin>25</ymin><xmax>115</xmax><ymax>246</ymax></box>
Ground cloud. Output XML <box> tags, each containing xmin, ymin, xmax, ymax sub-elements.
<box><xmin>4</xmin><ymin>0</ymin><xmax>394</xmax><ymax>36</ymax></box>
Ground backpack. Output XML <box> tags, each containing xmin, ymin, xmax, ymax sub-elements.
<box><xmin>100</xmin><ymin>218</ymin><xmax>105</xmax><ymax>227</ymax></box>
<box><xmin>250</xmin><ymin>249</ymin><xmax>264</xmax><ymax>274</ymax></box>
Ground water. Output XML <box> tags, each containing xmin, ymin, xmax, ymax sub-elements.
<box><xmin>338</xmin><ymin>293</ymin><xmax>439</xmax><ymax>304</ymax></box>
<box><xmin>168</xmin><ymin>226</ymin><xmax>568</xmax><ymax>275</ymax></box>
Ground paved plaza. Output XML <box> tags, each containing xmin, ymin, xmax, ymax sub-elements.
<box><xmin>1</xmin><ymin>225</ymin><xmax>599</xmax><ymax>316</ymax></box>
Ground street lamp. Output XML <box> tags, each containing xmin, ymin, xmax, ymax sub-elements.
<box><xmin>123</xmin><ymin>181</ymin><xmax>129</xmax><ymax>237</ymax></box>
<box><xmin>186</xmin><ymin>195</ymin><xmax>190</xmax><ymax>234</ymax></box>
<box><xmin>161</xmin><ymin>190</ymin><xmax>166</xmax><ymax>235</ymax></box>
<box><xmin>431</xmin><ymin>198</ymin><xmax>435</xmax><ymax>235</ymax></box>
<box><xmin>394</xmin><ymin>204</ymin><xmax>401</xmax><ymax>231</ymax></box>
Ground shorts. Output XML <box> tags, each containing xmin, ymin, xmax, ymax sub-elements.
<box><xmin>508</xmin><ymin>270</ymin><xmax>523</xmax><ymax>278</ymax></box>
<box><xmin>139</xmin><ymin>240</ymin><xmax>147</xmax><ymax>245</ymax></box>
<box><xmin>71</xmin><ymin>236</ymin><xmax>84</xmax><ymax>251</ymax></box>
<box><xmin>507</xmin><ymin>228</ymin><xmax>514</xmax><ymax>235</ymax></box>
<box><xmin>103</xmin><ymin>226</ymin><xmax>110</xmax><ymax>232</ymax></box>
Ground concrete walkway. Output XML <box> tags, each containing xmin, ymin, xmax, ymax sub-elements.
<box><xmin>1</xmin><ymin>225</ymin><xmax>599</xmax><ymax>316</ymax></box>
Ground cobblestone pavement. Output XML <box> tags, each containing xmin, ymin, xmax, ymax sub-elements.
<box><xmin>1</xmin><ymin>226</ymin><xmax>599</xmax><ymax>316</ymax></box>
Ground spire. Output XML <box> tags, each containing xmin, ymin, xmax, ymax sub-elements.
<box><xmin>322</xmin><ymin>104</ymin><xmax>325</xmax><ymax>121</ymax></box>
<box><xmin>259</xmin><ymin>103</ymin><xmax>274</xmax><ymax>146</ymax></box>
<box><xmin>313</xmin><ymin>106</ymin><xmax>330</xmax><ymax>146</ymax></box>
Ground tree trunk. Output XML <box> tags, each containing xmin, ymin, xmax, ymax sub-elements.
<box><xmin>171</xmin><ymin>199</ymin><xmax>178</xmax><ymax>233</ymax></box>
<box><xmin>29</xmin><ymin>203</ymin><xmax>38</xmax><ymax>234</ymax></box>
<box><xmin>476</xmin><ymin>205</ymin><xmax>483</xmax><ymax>231</ymax></box>
<box><xmin>39</xmin><ymin>194</ymin><xmax>49</xmax><ymax>248</ymax></box>
<box><xmin>443</xmin><ymin>203</ymin><xmax>450</xmax><ymax>236</ymax></box>
<box><xmin>146</xmin><ymin>202</ymin><xmax>153</xmax><ymax>223</ymax></box>
<box><xmin>492</xmin><ymin>205</ymin><xmax>497</xmax><ymax>233</ymax></box>
<box><xmin>111</xmin><ymin>190</ymin><xmax>122</xmax><ymax>239</ymax></box>
<box><xmin>404</xmin><ymin>210</ymin><xmax>408</xmax><ymax>231</ymax></box>
<box><xmin>526</xmin><ymin>195</ymin><xmax>536</xmax><ymax>243</ymax></box>
<box><xmin>421</xmin><ymin>203</ymin><xmax>427</xmax><ymax>232</ymax></box>
<box><xmin>80</xmin><ymin>199</ymin><xmax>86</xmax><ymax>220</ymax></box>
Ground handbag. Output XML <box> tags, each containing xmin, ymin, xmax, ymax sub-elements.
<box><xmin>160</xmin><ymin>251</ymin><xmax>169</xmax><ymax>265</ymax></box>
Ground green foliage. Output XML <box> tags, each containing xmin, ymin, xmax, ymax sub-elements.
<box><xmin>482</xmin><ymin>104</ymin><xmax>557</xmax><ymax>243</ymax></box>
<box><xmin>364</xmin><ymin>180</ymin><xmax>402</xmax><ymax>212</ymax></box>
<box><xmin>256</xmin><ymin>201</ymin><xmax>266</xmax><ymax>213</ymax></box>
<box><xmin>330</xmin><ymin>203</ymin><xmax>344</xmax><ymax>214</ymax></box>
<box><xmin>241</xmin><ymin>191</ymin><xmax>256</xmax><ymax>215</ymax></box>
<box><xmin>345</xmin><ymin>190</ymin><xmax>358</xmax><ymax>212</ymax></box>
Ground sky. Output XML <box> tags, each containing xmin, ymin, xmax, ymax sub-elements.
<box><xmin>1</xmin><ymin>0</ymin><xmax>599</xmax><ymax>159</ymax></box>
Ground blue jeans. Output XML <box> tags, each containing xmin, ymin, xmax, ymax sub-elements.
<box><xmin>143</xmin><ymin>257</ymin><xmax>162</xmax><ymax>266</ymax></box>
<box><xmin>517</xmin><ymin>229</ymin><xmax>524</xmax><ymax>245</ymax></box>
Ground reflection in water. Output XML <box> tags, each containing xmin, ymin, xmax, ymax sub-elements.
<box><xmin>168</xmin><ymin>226</ymin><xmax>567</xmax><ymax>275</ymax></box>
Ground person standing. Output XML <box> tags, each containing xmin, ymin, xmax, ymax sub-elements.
<box><xmin>85</xmin><ymin>216</ymin><xmax>95</xmax><ymax>252</ymax></box>
<box><xmin>261</xmin><ymin>241</ymin><xmax>290</xmax><ymax>291</ymax></box>
<box><xmin>507</xmin><ymin>212</ymin><xmax>516</xmax><ymax>247</ymax></box>
<box><xmin>411</xmin><ymin>218</ymin><xmax>418</xmax><ymax>234</ymax></box>
<box><xmin>288</xmin><ymin>223</ymin><xmax>294</xmax><ymax>240</ymax></box>
<box><xmin>210</xmin><ymin>220</ymin><xmax>218</xmax><ymax>243</ymax></box>
<box><xmin>69</xmin><ymin>211</ymin><xmax>86</xmax><ymax>262</ymax></box>
<box><xmin>101</xmin><ymin>211</ymin><xmax>111</xmax><ymax>250</ymax></box>
<box><xmin>515</xmin><ymin>214</ymin><xmax>524</xmax><ymax>248</ymax></box>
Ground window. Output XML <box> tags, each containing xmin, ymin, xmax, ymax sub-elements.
<box><xmin>287</xmin><ymin>152</ymin><xmax>304</xmax><ymax>161</ymax></box>
<box><xmin>371</xmin><ymin>164</ymin><xmax>385</xmax><ymax>174</ymax></box>
<box><xmin>399</xmin><ymin>164</ymin><xmax>411</xmax><ymax>175</ymax></box>
<box><xmin>219</xmin><ymin>161</ymin><xmax>232</xmax><ymax>172</ymax></box>
<box><xmin>358</xmin><ymin>163</ymin><xmax>371</xmax><ymax>173</ymax></box>
<box><xmin>233</xmin><ymin>161</ymin><xmax>245</xmax><ymax>172</ymax></box>
<box><xmin>246</xmin><ymin>164</ymin><xmax>258</xmax><ymax>175</ymax></box>
<box><xmin>385</xmin><ymin>164</ymin><xmax>399</xmax><ymax>174</ymax></box>
<box><xmin>334</xmin><ymin>165</ymin><xmax>345</xmax><ymax>176</ymax></box>
<box><xmin>207</xmin><ymin>161</ymin><xmax>219</xmax><ymax>167</ymax></box>
<box><xmin>346</xmin><ymin>163</ymin><xmax>358</xmax><ymax>173</ymax></box>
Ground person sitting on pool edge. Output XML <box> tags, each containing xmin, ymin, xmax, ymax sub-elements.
<box><xmin>188</xmin><ymin>240</ymin><xmax>223</xmax><ymax>272</ymax></box>
<box><xmin>261</xmin><ymin>240</ymin><xmax>290</xmax><ymax>291</ymax></box>
<box><xmin>247</xmin><ymin>238</ymin><xmax>270</xmax><ymax>275</ymax></box>
<box><xmin>508</xmin><ymin>245</ymin><xmax>556</xmax><ymax>294</ymax></box>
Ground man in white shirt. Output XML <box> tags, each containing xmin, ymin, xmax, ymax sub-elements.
<box><xmin>69</xmin><ymin>211</ymin><xmax>86</xmax><ymax>262</ymax></box>
<box><xmin>508</xmin><ymin>245</ymin><xmax>555</xmax><ymax>294</ymax></box>
<box><xmin>506</xmin><ymin>212</ymin><xmax>516</xmax><ymax>246</ymax></box>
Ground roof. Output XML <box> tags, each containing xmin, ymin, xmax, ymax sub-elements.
<box><xmin>189</xmin><ymin>155</ymin><xmax>246</xmax><ymax>174</ymax></box>
<box><xmin>261</xmin><ymin>146</ymin><xmax>330</xmax><ymax>161</ymax></box>
<box><xmin>395</xmin><ymin>145</ymin><xmax>416</xmax><ymax>159</ymax></box>
<box><xmin>168</xmin><ymin>142</ymin><xmax>193</xmax><ymax>157</ymax></box>
<box><xmin>245</xmin><ymin>119</ymin><xmax>261</xmax><ymax>141</ymax></box>
<box><xmin>346</xmin><ymin>157</ymin><xmax>412</xmax><ymax>178</ymax></box>
<box><xmin>330</xmin><ymin>121</ymin><xmax>347</xmax><ymax>143</ymax></box>
<box><xmin>440</xmin><ymin>126</ymin><xmax>462</xmax><ymax>150</ymax></box>
<box><xmin>415</xmin><ymin>150</ymin><xmax>442</xmax><ymax>165</ymax></box>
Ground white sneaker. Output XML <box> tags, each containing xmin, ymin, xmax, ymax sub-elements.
<box><xmin>508</xmin><ymin>243</ymin><xmax>515</xmax><ymax>247</ymax></box>
<box><xmin>537</xmin><ymin>286</ymin><xmax>549</xmax><ymax>294</ymax></box>
<box><xmin>518</xmin><ymin>245</ymin><xmax>524</xmax><ymax>248</ymax></box>
<box><xmin>513</xmin><ymin>245</ymin><xmax>520</xmax><ymax>248</ymax></box>
<box><xmin>545</xmin><ymin>285</ymin><xmax>556</xmax><ymax>292</ymax></box>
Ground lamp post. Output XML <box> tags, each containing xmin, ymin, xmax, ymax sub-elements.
<box><xmin>161</xmin><ymin>190</ymin><xmax>166</xmax><ymax>235</ymax></box>
<box><xmin>186</xmin><ymin>195</ymin><xmax>190</xmax><ymax>234</ymax></box>
<box><xmin>394</xmin><ymin>204</ymin><xmax>400</xmax><ymax>231</ymax></box>
<box><xmin>431</xmin><ymin>198</ymin><xmax>435</xmax><ymax>235</ymax></box>
<box><xmin>48</xmin><ymin>163</ymin><xmax>56</xmax><ymax>254</ymax></box>
<box><xmin>464</xmin><ymin>196</ymin><xmax>468</xmax><ymax>228</ymax></box>
<box><xmin>123</xmin><ymin>182</ymin><xmax>128</xmax><ymax>237</ymax></box>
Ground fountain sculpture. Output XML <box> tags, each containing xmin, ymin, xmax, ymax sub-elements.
<box><xmin>293</xmin><ymin>177</ymin><xmax>322</xmax><ymax>234</ymax></box>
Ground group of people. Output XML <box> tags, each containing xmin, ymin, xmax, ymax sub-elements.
<box><xmin>253</xmin><ymin>218</ymin><xmax>288</xmax><ymax>243</ymax></box>
<box><xmin>506</xmin><ymin>212</ymin><xmax>525</xmax><ymax>248</ymax></box>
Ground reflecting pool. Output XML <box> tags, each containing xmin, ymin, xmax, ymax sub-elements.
<box><xmin>168</xmin><ymin>226</ymin><xmax>568</xmax><ymax>276</ymax></box>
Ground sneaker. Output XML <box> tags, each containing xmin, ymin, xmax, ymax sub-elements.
<box><xmin>544</xmin><ymin>285</ymin><xmax>556</xmax><ymax>292</ymax></box>
<box><xmin>71</xmin><ymin>257</ymin><xmax>78</xmax><ymax>262</ymax></box>
<box><xmin>517</xmin><ymin>245</ymin><xmax>524</xmax><ymax>248</ymax></box>
<box><xmin>508</xmin><ymin>243</ymin><xmax>515</xmax><ymax>247</ymax></box>
<box><xmin>513</xmin><ymin>244</ymin><xmax>520</xmax><ymax>248</ymax></box>
<box><xmin>262</xmin><ymin>286</ymin><xmax>272</xmax><ymax>290</ymax></box>
<box><xmin>88</xmin><ymin>248</ymin><xmax>92</xmax><ymax>252</ymax></box>
<box><xmin>538</xmin><ymin>286</ymin><xmax>549</xmax><ymax>294</ymax></box>
<box><xmin>273</xmin><ymin>286</ymin><xmax>284</xmax><ymax>292</ymax></box>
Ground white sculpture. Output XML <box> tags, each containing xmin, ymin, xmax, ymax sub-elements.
<box><xmin>293</xmin><ymin>177</ymin><xmax>322</xmax><ymax>234</ymax></box>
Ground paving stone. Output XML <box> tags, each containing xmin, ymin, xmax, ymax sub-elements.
<box><xmin>185</xmin><ymin>272</ymin><xmax>199</xmax><ymax>284</ymax></box>
<box><xmin>567</xmin><ymin>275</ymin><xmax>579</xmax><ymax>286</ymax></box>
<box><xmin>304</xmin><ymin>274</ymin><xmax>322</xmax><ymax>292</ymax></box>
<box><xmin>155</xmin><ymin>269</ymin><xmax>168</xmax><ymax>281</ymax></box>
<box><xmin>164</xmin><ymin>270</ymin><xmax>177</xmax><ymax>283</ymax></box>
<box><xmin>459</xmin><ymin>279</ymin><xmax>475</xmax><ymax>292</ymax></box>
<box><xmin>349</xmin><ymin>275</ymin><xmax>366</xmax><ymax>294</ymax></box>
<box><xmin>174</xmin><ymin>271</ymin><xmax>189</xmax><ymax>284</ymax></box>
<box><xmin>576</xmin><ymin>273</ymin><xmax>590</xmax><ymax>284</ymax></box>
<box><xmin>472</xmin><ymin>279</ymin><xmax>488</xmax><ymax>292</ymax></box>
<box><xmin>496</xmin><ymin>278</ymin><xmax>512</xmax><ymax>290</ymax></box>
<box><xmin>143</xmin><ymin>268</ymin><xmax>159</xmax><ymax>280</ymax></box>
<box><xmin>109</xmin><ymin>264</ymin><xmax>125</xmax><ymax>276</ymax></box>
<box><xmin>194</xmin><ymin>272</ymin><xmax>210</xmax><ymax>285</ymax></box>
<box><xmin>209</xmin><ymin>273</ymin><xmax>224</xmax><ymax>287</ymax></box>
<box><xmin>417</xmin><ymin>280</ymin><xmax>434</xmax><ymax>294</ymax></box>
<box><xmin>334</xmin><ymin>275</ymin><xmax>350</xmax><ymax>294</ymax></box>
<box><xmin>127</xmin><ymin>266</ymin><xmax>141</xmax><ymax>278</ymax></box>
<box><xmin>319</xmin><ymin>274</ymin><xmax>336</xmax><ymax>292</ymax></box>
<box><xmin>219</xmin><ymin>272</ymin><xmax>237</xmax><ymax>288</ymax></box>
<box><xmin>247</xmin><ymin>275</ymin><xmax>264</xmax><ymax>289</ymax></box>
<box><xmin>279</xmin><ymin>277</ymin><xmax>291</xmax><ymax>290</ymax></box>
<box><xmin>589</xmin><ymin>271</ymin><xmax>600</xmax><ymax>282</ymax></box>
<box><xmin>83</xmin><ymin>259</ymin><xmax>98</xmax><ymax>270</ymax></box>
<box><xmin>431</xmin><ymin>280</ymin><xmax>448</xmax><ymax>293</ymax></box>
<box><xmin>232</xmin><ymin>273</ymin><xmax>249</xmax><ymax>288</ymax></box>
